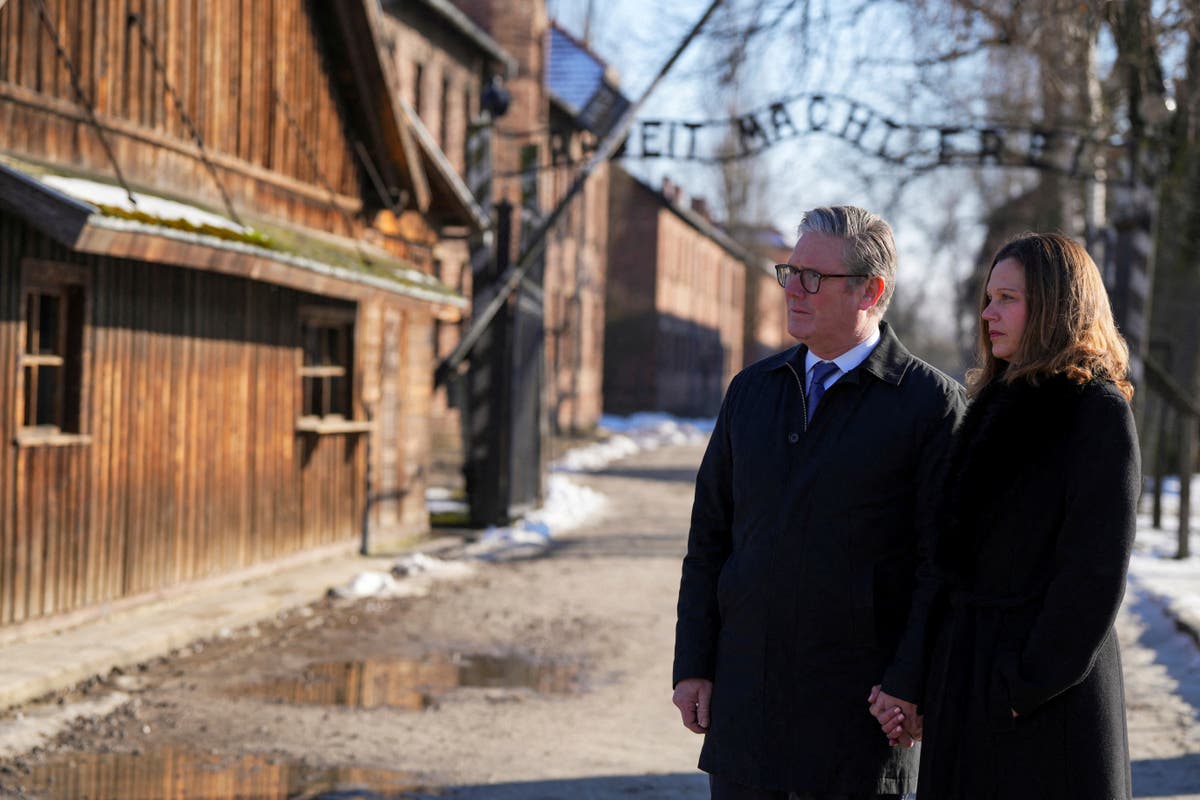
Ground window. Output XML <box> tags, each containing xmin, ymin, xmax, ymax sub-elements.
<box><xmin>519</xmin><ymin>143</ymin><xmax>539</xmax><ymax>212</ymax></box>
<box><xmin>18</xmin><ymin>261</ymin><xmax>89</xmax><ymax>444</ymax></box>
<box><xmin>413</xmin><ymin>62</ymin><xmax>424</xmax><ymax>117</ymax></box>
<box><xmin>462</xmin><ymin>85</ymin><xmax>473</xmax><ymax>168</ymax></box>
<box><xmin>298</xmin><ymin>306</ymin><xmax>354</xmax><ymax>422</ymax></box>
<box><xmin>439</xmin><ymin>74</ymin><xmax>451</xmax><ymax>151</ymax></box>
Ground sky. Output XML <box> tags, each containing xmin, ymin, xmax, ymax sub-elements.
<box><xmin>544</xmin><ymin>0</ymin><xmax>992</xmax><ymax>344</ymax></box>
<box><xmin>541</xmin><ymin>0</ymin><xmax>1193</xmax><ymax>368</ymax></box>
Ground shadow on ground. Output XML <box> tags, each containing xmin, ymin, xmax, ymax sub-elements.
<box><xmin>1129</xmin><ymin>585</ymin><xmax>1200</xmax><ymax>722</ymax></box>
<box><xmin>589</xmin><ymin>466</ymin><xmax>700</xmax><ymax>484</ymax></box>
<box><xmin>1132</xmin><ymin>753</ymin><xmax>1200</xmax><ymax>797</ymax></box>
<box><xmin>405</xmin><ymin>771</ymin><xmax>708</xmax><ymax>799</ymax></box>
<box><xmin>550</xmin><ymin>532</ymin><xmax>688</xmax><ymax>560</ymax></box>
<box><xmin>1127</xmin><ymin>584</ymin><xmax>1200</xmax><ymax>798</ymax></box>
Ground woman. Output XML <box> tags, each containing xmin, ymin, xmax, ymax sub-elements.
<box><xmin>878</xmin><ymin>232</ymin><xmax>1140</xmax><ymax>798</ymax></box>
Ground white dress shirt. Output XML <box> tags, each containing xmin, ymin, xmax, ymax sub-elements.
<box><xmin>803</xmin><ymin>326</ymin><xmax>882</xmax><ymax>394</ymax></box>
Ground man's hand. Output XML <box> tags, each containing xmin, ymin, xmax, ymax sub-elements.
<box><xmin>868</xmin><ymin>684</ymin><xmax>922</xmax><ymax>747</ymax></box>
<box><xmin>672</xmin><ymin>678</ymin><xmax>713</xmax><ymax>734</ymax></box>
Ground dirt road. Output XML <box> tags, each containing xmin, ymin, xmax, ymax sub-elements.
<box><xmin>0</xmin><ymin>441</ymin><xmax>1198</xmax><ymax>798</ymax></box>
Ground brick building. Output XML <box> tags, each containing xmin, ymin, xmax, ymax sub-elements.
<box><xmin>449</xmin><ymin>0</ymin><xmax>622</xmax><ymax>436</ymax></box>
<box><xmin>543</xmin><ymin>23</ymin><xmax>626</xmax><ymax>434</ymax></box>
<box><xmin>376</xmin><ymin>0</ymin><xmax>516</xmax><ymax>476</ymax></box>
<box><xmin>605</xmin><ymin>169</ymin><xmax>765</xmax><ymax>418</ymax></box>
<box><xmin>729</xmin><ymin>224</ymin><xmax>792</xmax><ymax>364</ymax></box>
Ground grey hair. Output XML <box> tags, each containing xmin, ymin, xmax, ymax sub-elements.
<box><xmin>797</xmin><ymin>206</ymin><xmax>897</xmax><ymax>315</ymax></box>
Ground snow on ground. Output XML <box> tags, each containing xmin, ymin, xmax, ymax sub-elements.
<box><xmin>553</xmin><ymin>413</ymin><xmax>713</xmax><ymax>473</ymax></box>
<box><xmin>1132</xmin><ymin>475</ymin><xmax>1200</xmax><ymax>643</ymax></box>
<box><xmin>334</xmin><ymin>413</ymin><xmax>715</xmax><ymax>594</ymax></box>
<box><xmin>460</xmin><ymin>413</ymin><xmax>713</xmax><ymax>561</ymax></box>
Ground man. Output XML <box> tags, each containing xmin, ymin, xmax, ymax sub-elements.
<box><xmin>672</xmin><ymin>206</ymin><xmax>964</xmax><ymax>799</ymax></box>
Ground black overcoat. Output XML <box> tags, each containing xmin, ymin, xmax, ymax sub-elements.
<box><xmin>918</xmin><ymin>375</ymin><xmax>1140</xmax><ymax>800</ymax></box>
<box><xmin>673</xmin><ymin>323</ymin><xmax>965</xmax><ymax>794</ymax></box>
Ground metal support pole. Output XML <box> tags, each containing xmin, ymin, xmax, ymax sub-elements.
<box><xmin>1178</xmin><ymin>415</ymin><xmax>1195</xmax><ymax>559</ymax></box>
<box><xmin>1152</xmin><ymin>397</ymin><xmax>1168</xmax><ymax>529</ymax></box>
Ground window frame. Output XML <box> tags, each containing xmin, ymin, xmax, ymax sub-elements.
<box><xmin>296</xmin><ymin>305</ymin><xmax>370</xmax><ymax>435</ymax></box>
<box><xmin>16</xmin><ymin>259</ymin><xmax>92</xmax><ymax>448</ymax></box>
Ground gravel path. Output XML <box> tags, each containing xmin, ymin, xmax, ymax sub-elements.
<box><xmin>0</xmin><ymin>441</ymin><xmax>1197</xmax><ymax>798</ymax></box>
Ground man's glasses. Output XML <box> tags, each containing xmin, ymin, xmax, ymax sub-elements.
<box><xmin>774</xmin><ymin>264</ymin><xmax>860</xmax><ymax>293</ymax></box>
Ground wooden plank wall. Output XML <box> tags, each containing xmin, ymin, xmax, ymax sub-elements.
<box><xmin>0</xmin><ymin>0</ymin><xmax>362</xmax><ymax>237</ymax></box>
<box><xmin>0</xmin><ymin>213</ymin><xmax>366</xmax><ymax>626</ymax></box>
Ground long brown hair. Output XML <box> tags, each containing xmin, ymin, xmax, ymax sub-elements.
<box><xmin>966</xmin><ymin>232</ymin><xmax>1133</xmax><ymax>400</ymax></box>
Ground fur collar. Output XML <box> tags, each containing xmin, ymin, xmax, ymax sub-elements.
<box><xmin>935</xmin><ymin>373</ymin><xmax>1092</xmax><ymax>579</ymax></box>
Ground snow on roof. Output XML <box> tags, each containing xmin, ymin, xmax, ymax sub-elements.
<box><xmin>40</xmin><ymin>175</ymin><xmax>247</xmax><ymax>234</ymax></box>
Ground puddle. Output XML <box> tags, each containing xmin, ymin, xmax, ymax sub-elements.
<box><xmin>7</xmin><ymin>747</ymin><xmax>417</xmax><ymax>799</ymax></box>
<box><xmin>234</xmin><ymin>652</ymin><xmax>581</xmax><ymax>710</ymax></box>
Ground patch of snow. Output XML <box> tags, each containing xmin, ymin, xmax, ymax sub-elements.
<box><xmin>393</xmin><ymin>553</ymin><xmax>476</xmax><ymax>579</ymax></box>
<box><xmin>329</xmin><ymin>555</ymin><xmax>477</xmax><ymax>600</ymax></box>
<box><xmin>463</xmin><ymin>520</ymin><xmax>554</xmax><ymax>562</ymax></box>
<box><xmin>553</xmin><ymin>413</ymin><xmax>713</xmax><ymax>473</ymax></box>
<box><xmin>463</xmin><ymin>474</ymin><xmax>608</xmax><ymax>561</ymax></box>
<box><xmin>329</xmin><ymin>570</ymin><xmax>427</xmax><ymax>600</ymax></box>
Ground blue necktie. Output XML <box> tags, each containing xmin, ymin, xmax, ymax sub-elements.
<box><xmin>807</xmin><ymin>361</ymin><xmax>839</xmax><ymax>422</ymax></box>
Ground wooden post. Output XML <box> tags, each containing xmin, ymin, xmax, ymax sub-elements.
<box><xmin>1152</xmin><ymin>397</ymin><xmax>1168</xmax><ymax>529</ymax></box>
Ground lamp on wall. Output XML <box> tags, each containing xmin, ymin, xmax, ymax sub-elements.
<box><xmin>480</xmin><ymin>75</ymin><xmax>511</xmax><ymax>121</ymax></box>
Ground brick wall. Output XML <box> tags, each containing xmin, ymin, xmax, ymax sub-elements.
<box><xmin>379</xmin><ymin>5</ymin><xmax>493</xmax><ymax>176</ymax></box>
<box><xmin>745</xmin><ymin>266</ymin><xmax>790</xmax><ymax>364</ymax></box>
<box><xmin>544</xmin><ymin>106</ymin><xmax>609</xmax><ymax>433</ymax></box>
<box><xmin>451</xmin><ymin>0</ymin><xmax>612</xmax><ymax>435</ymax></box>
<box><xmin>654</xmin><ymin>209</ymin><xmax>745</xmax><ymax>417</ymax></box>
<box><xmin>453</xmin><ymin>0</ymin><xmax>549</xmax><ymax>231</ymax></box>
<box><xmin>605</xmin><ymin>169</ymin><xmax>748</xmax><ymax>418</ymax></box>
<box><xmin>603</xmin><ymin>168</ymin><xmax>660</xmax><ymax>414</ymax></box>
<box><xmin>378</xmin><ymin>5</ymin><xmax>497</xmax><ymax>489</ymax></box>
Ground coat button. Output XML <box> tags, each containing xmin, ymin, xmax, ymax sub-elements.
<box><xmin>787</xmin><ymin>432</ymin><xmax>799</xmax><ymax>444</ymax></box>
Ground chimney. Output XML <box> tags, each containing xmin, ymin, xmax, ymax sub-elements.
<box><xmin>661</xmin><ymin>176</ymin><xmax>681</xmax><ymax>204</ymax></box>
<box><xmin>691</xmin><ymin>196</ymin><xmax>711</xmax><ymax>221</ymax></box>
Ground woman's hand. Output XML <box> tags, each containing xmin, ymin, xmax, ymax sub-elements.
<box><xmin>868</xmin><ymin>684</ymin><xmax>923</xmax><ymax>747</ymax></box>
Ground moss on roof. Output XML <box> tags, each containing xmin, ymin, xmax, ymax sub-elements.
<box><xmin>96</xmin><ymin>204</ymin><xmax>279</xmax><ymax>250</ymax></box>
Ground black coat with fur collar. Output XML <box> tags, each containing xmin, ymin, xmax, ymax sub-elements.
<box><xmin>918</xmin><ymin>374</ymin><xmax>1140</xmax><ymax>800</ymax></box>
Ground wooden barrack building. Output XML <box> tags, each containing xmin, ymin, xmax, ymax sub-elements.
<box><xmin>0</xmin><ymin>0</ymin><xmax>481</xmax><ymax>631</ymax></box>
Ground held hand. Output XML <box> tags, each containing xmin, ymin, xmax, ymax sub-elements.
<box><xmin>868</xmin><ymin>684</ymin><xmax>922</xmax><ymax>747</ymax></box>
<box><xmin>672</xmin><ymin>678</ymin><xmax>713</xmax><ymax>734</ymax></box>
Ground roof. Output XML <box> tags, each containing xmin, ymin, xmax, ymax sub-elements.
<box><xmin>546</xmin><ymin>23</ymin><xmax>630</xmax><ymax>138</ymax></box>
<box><xmin>616</xmin><ymin>167</ymin><xmax>772</xmax><ymax>273</ymax></box>
<box><xmin>0</xmin><ymin>158</ymin><xmax>467</xmax><ymax>312</ymax></box>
